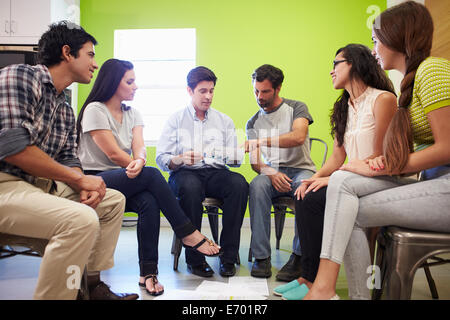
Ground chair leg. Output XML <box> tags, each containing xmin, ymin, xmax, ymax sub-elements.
<box><xmin>248</xmin><ymin>247</ymin><xmax>252</xmax><ymax>262</ymax></box>
<box><xmin>384</xmin><ymin>241</ymin><xmax>428</xmax><ymax>300</ymax></box>
<box><xmin>78</xmin><ymin>267</ymin><xmax>89</xmax><ymax>300</ymax></box>
<box><xmin>206</xmin><ymin>210</ymin><xmax>220</xmax><ymax>244</ymax></box>
<box><xmin>372</xmin><ymin>234</ymin><xmax>386</xmax><ymax>300</ymax></box>
<box><xmin>171</xmin><ymin>233</ymin><xmax>177</xmax><ymax>254</ymax></box>
<box><xmin>274</xmin><ymin>208</ymin><xmax>286</xmax><ymax>250</ymax></box>
<box><xmin>368</xmin><ymin>227</ymin><xmax>381</xmax><ymax>265</ymax></box>
<box><xmin>171</xmin><ymin>233</ymin><xmax>182</xmax><ymax>271</ymax></box>
<box><xmin>423</xmin><ymin>263</ymin><xmax>439</xmax><ymax>299</ymax></box>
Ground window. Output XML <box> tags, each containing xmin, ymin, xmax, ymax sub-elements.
<box><xmin>114</xmin><ymin>28</ymin><xmax>196</xmax><ymax>145</ymax></box>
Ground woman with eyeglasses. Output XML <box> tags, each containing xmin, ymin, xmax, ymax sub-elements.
<box><xmin>272</xmin><ymin>43</ymin><xmax>397</xmax><ymax>300</ymax></box>
<box><xmin>76</xmin><ymin>59</ymin><xmax>222</xmax><ymax>297</ymax></box>
<box><xmin>303</xmin><ymin>1</ymin><xmax>450</xmax><ymax>300</ymax></box>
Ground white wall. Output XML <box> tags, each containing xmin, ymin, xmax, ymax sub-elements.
<box><xmin>51</xmin><ymin>0</ymin><xmax>80</xmax><ymax>24</ymax></box>
<box><xmin>387</xmin><ymin>0</ymin><xmax>424</xmax><ymax>7</ymax></box>
<box><xmin>50</xmin><ymin>0</ymin><xmax>81</xmax><ymax>113</ymax></box>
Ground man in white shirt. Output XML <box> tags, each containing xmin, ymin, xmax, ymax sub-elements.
<box><xmin>156</xmin><ymin>66</ymin><xmax>248</xmax><ymax>278</ymax></box>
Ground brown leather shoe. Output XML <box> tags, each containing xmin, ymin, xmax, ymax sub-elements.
<box><xmin>89</xmin><ymin>281</ymin><xmax>139</xmax><ymax>300</ymax></box>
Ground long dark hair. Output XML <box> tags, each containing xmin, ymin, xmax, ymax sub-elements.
<box><xmin>330</xmin><ymin>44</ymin><xmax>395</xmax><ymax>146</ymax></box>
<box><xmin>76</xmin><ymin>58</ymin><xmax>134</xmax><ymax>144</ymax></box>
<box><xmin>373</xmin><ymin>1</ymin><xmax>433</xmax><ymax>174</ymax></box>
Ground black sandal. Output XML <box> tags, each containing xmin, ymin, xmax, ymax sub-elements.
<box><xmin>182</xmin><ymin>237</ymin><xmax>224</xmax><ymax>257</ymax></box>
<box><xmin>143</xmin><ymin>274</ymin><xmax>164</xmax><ymax>296</ymax></box>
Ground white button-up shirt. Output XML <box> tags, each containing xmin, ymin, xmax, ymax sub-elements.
<box><xmin>156</xmin><ymin>103</ymin><xmax>242</xmax><ymax>172</ymax></box>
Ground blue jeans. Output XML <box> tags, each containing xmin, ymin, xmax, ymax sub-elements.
<box><xmin>169</xmin><ymin>168</ymin><xmax>249</xmax><ymax>266</ymax></box>
<box><xmin>249</xmin><ymin>167</ymin><xmax>314</xmax><ymax>259</ymax></box>
<box><xmin>90</xmin><ymin>166</ymin><xmax>196</xmax><ymax>276</ymax></box>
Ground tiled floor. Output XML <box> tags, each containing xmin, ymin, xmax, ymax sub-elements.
<box><xmin>1</xmin><ymin>219</ymin><xmax>449</xmax><ymax>300</ymax></box>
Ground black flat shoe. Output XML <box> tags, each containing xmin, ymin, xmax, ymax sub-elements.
<box><xmin>276</xmin><ymin>253</ymin><xmax>302</xmax><ymax>282</ymax></box>
<box><xmin>183</xmin><ymin>237</ymin><xmax>224</xmax><ymax>257</ymax></box>
<box><xmin>187</xmin><ymin>262</ymin><xmax>214</xmax><ymax>277</ymax></box>
<box><xmin>251</xmin><ymin>257</ymin><xmax>272</xmax><ymax>278</ymax></box>
<box><xmin>219</xmin><ymin>262</ymin><xmax>236</xmax><ymax>277</ymax></box>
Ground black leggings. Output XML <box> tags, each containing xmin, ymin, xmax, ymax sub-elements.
<box><xmin>295</xmin><ymin>187</ymin><xmax>327</xmax><ymax>283</ymax></box>
<box><xmin>86</xmin><ymin>167</ymin><xmax>196</xmax><ymax>276</ymax></box>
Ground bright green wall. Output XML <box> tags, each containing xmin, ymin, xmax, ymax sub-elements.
<box><xmin>79</xmin><ymin>0</ymin><xmax>386</xmax><ymax>215</ymax></box>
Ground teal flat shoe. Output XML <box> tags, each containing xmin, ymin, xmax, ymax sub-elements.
<box><xmin>282</xmin><ymin>283</ymin><xmax>309</xmax><ymax>300</ymax></box>
<box><xmin>273</xmin><ymin>280</ymin><xmax>300</xmax><ymax>296</ymax></box>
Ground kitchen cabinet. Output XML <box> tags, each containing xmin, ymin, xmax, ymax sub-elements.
<box><xmin>0</xmin><ymin>0</ymin><xmax>78</xmax><ymax>45</ymax></box>
<box><xmin>1</xmin><ymin>0</ymin><xmax>51</xmax><ymax>40</ymax></box>
<box><xmin>0</xmin><ymin>0</ymin><xmax>9</xmax><ymax>37</ymax></box>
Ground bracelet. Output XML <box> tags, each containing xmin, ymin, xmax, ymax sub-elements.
<box><xmin>136</xmin><ymin>157</ymin><xmax>147</xmax><ymax>166</ymax></box>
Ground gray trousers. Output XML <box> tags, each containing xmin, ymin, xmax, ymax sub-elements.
<box><xmin>320</xmin><ymin>166</ymin><xmax>450</xmax><ymax>300</ymax></box>
<box><xmin>249</xmin><ymin>167</ymin><xmax>314</xmax><ymax>259</ymax></box>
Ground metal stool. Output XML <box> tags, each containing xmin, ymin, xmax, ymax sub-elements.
<box><xmin>372</xmin><ymin>226</ymin><xmax>450</xmax><ymax>300</ymax></box>
<box><xmin>0</xmin><ymin>232</ymin><xmax>89</xmax><ymax>299</ymax></box>
<box><xmin>171</xmin><ymin>197</ymin><xmax>240</xmax><ymax>270</ymax></box>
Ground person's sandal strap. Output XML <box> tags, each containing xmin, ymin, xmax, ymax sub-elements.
<box><xmin>144</xmin><ymin>274</ymin><xmax>164</xmax><ymax>296</ymax></box>
<box><xmin>192</xmin><ymin>237</ymin><xmax>208</xmax><ymax>250</ymax></box>
<box><xmin>183</xmin><ymin>237</ymin><xmax>223</xmax><ymax>257</ymax></box>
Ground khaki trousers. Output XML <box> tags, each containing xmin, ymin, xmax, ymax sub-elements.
<box><xmin>0</xmin><ymin>172</ymin><xmax>125</xmax><ymax>300</ymax></box>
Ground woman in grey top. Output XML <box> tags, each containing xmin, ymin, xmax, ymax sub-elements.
<box><xmin>76</xmin><ymin>59</ymin><xmax>222</xmax><ymax>296</ymax></box>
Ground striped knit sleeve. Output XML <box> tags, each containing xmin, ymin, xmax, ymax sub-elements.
<box><xmin>415</xmin><ymin>57</ymin><xmax>450</xmax><ymax>114</ymax></box>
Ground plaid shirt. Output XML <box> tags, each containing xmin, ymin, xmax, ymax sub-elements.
<box><xmin>0</xmin><ymin>64</ymin><xmax>82</xmax><ymax>184</ymax></box>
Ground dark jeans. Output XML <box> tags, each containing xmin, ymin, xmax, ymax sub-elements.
<box><xmin>169</xmin><ymin>168</ymin><xmax>249</xmax><ymax>266</ymax></box>
<box><xmin>86</xmin><ymin>166</ymin><xmax>196</xmax><ymax>276</ymax></box>
<box><xmin>295</xmin><ymin>187</ymin><xmax>327</xmax><ymax>283</ymax></box>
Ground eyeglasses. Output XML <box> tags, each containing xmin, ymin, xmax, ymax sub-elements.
<box><xmin>332</xmin><ymin>59</ymin><xmax>348</xmax><ymax>69</ymax></box>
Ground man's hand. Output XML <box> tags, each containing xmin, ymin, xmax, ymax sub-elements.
<box><xmin>267</xmin><ymin>171</ymin><xmax>292</xmax><ymax>193</ymax></box>
<box><xmin>173</xmin><ymin>151</ymin><xmax>204</xmax><ymax>166</ymax></box>
<box><xmin>69</xmin><ymin>174</ymin><xmax>107</xmax><ymax>201</ymax></box>
<box><xmin>242</xmin><ymin>139</ymin><xmax>261</xmax><ymax>153</ymax></box>
<box><xmin>80</xmin><ymin>190</ymin><xmax>102</xmax><ymax>209</ymax></box>
<box><xmin>126</xmin><ymin>159</ymin><xmax>145</xmax><ymax>179</ymax></box>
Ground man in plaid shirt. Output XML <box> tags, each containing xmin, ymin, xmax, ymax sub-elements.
<box><xmin>0</xmin><ymin>21</ymin><xmax>137</xmax><ymax>300</ymax></box>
